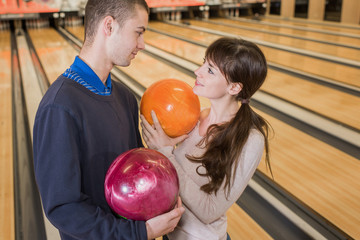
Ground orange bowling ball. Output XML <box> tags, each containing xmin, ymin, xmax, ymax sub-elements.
<box><xmin>140</xmin><ymin>79</ymin><xmax>200</xmax><ymax>138</ymax></box>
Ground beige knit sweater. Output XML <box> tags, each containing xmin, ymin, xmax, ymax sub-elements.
<box><xmin>159</xmin><ymin>122</ymin><xmax>264</xmax><ymax>240</ymax></box>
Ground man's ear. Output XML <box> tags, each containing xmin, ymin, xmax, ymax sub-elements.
<box><xmin>228</xmin><ymin>82</ymin><xmax>242</xmax><ymax>95</ymax></box>
<box><xmin>103</xmin><ymin>16</ymin><xmax>115</xmax><ymax>36</ymax></box>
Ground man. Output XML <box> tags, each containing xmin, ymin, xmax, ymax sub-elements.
<box><xmin>33</xmin><ymin>0</ymin><xmax>184</xmax><ymax>239</ymax></box>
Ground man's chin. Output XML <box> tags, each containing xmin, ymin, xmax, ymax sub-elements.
<box><xmin>117</xmin><ymin>61</ymin><xmax>131</xmax><ymax>67</ymax></box>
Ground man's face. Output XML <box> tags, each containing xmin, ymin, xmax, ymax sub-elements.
<box><xmin>108</xmin><ymin>6</ymin><xmax>148</xmax><ymax>67</ymax></box>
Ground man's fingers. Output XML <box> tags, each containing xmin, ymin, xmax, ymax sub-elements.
<box><xmin>169</xmin><ymin>205</ymin><xmax>185</xmax><ymax>220</ymax></box>
<box><xmin>166</xmin><ymin>207</ymin><xmax>185</xmax><ymax>231</ymax></box>
<box><xmin>177</xmin><ymin>196</ymin><xmax>182</xmax><ymax>208</ymax></box>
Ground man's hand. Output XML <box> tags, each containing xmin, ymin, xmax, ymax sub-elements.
<box><xmin>145</xmin><ymin>197</ymin><xmax>185</xmax><ymax>240</ymax></box>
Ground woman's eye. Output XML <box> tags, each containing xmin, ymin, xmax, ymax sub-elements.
<box><xmin>208</xmin><ymin>68</ymin><xmax>213</xmax><ymax>74</ymax></box>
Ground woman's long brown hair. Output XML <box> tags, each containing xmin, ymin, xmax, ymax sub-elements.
<box><xmin>187</xmin><ymin>37</ymin><xmax>273</xmax><ymax>197</ymax></box>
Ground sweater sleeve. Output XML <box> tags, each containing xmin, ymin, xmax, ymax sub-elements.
<box><xmin>33</xmin><ymin>105</ymin><xmax>147</xmax><ymax>240</ymax></box>
<box><xmin>131</xmin><ymin>94</ymin><xmax>144</xmax><ymax>148</ymax></box>
<box><xmin>159</xmin><ymin>130</ymin><xmax>264</xmax><ymax>224</ymax></box>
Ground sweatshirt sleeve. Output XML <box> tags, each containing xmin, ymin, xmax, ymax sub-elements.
<box><xmin>158</xmin><ymin>130</ymin><xmax>264</xmax><ymax>224</ymax></box>
<box><xmin>131</xmin><ymin>95</ymin><xmax>144</xmax><ymax>148</ymax></box>
<box><xmin>33</xmin><ymin>105</ymin><xmax>147</xmax><ymax>240</ymax></box>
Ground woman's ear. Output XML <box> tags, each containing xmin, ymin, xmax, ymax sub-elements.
<box><xmin>228</xmin><ymin>82</ymin><xmax>242</xmax><ymax>96</ymax></box>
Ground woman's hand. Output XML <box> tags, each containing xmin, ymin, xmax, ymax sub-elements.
<box><xmin>140</xmin><ymin>110</ymin><xmax>188</xmax><ymax>150</ymax></box>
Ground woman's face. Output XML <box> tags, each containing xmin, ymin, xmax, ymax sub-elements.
<box><xmin>193</xmin><ymin>58</ymin><xmax>230</xmax><ymax>100</ymax></box>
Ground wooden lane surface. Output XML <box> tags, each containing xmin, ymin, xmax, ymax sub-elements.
<box><xmin>67</xmin><ymin>26</ymin><xmax>273</xmax><ymax>239</ymax></box>
<box><xmin>143</xmin><ymin>30</ymin><xmax>360</xmax><ymax>131</ymax></box>
<box><xmin>209</xmin><ymin>18</ymin><xmax>360</xmax><ymax>61</ymax></box>
<box><xmin>28</xmin><ymin>28</ymin><xmax>78</xmax><ymax>84</ymax></box>
<box><xmin>257</xmin><ymin>111</ymin><xmax>360</xmax><ymax>239</ymax></box>
<box><xmin>16</xmin><ymin>33</ymin><xmax>44</xmax><ymax>137</ymax></box>
<box><xmin>259</xmin><ymin>16</ymin><xmax>360</xmax><ymax>35</ymax></box>
<box><xmin>157</xmin><ymin>203</ymin><xmax>273</xmax><ymax>240</ymax></box>
<box><xmin>0</xmin><ymin>31</ymin><xmax>14</xmax><ymax>240</ymax></box>
<box><xmin>226</xmin><ymin>203</ymin><xmax>272</xmax><ymax>239</ymax></box>
<box><xmin>149</xmin><ymin>21</ymin><xmax>360</xmax><ymax>88</ymax></box>
<box><xmin>187</xmin><ymin>20</ymin><xmax>360</xmax><ymax>73</ymax></box>
<box><xmin>222</xmin><ymin>18</ymin><xmax>360</xmax><ymax>47</ymax></box>
<box><xmin>68</xmin><ymin>26</ymin><xmax>360</xmax><ymax>239</ymax></box>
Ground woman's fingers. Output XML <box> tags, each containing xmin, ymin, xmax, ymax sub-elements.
<box><xmin>151</xmin><ymin>111</ymin><xmax>166</xmax><ymax>134</ymax></box>
<box><xmin>140</xmin><ymin>114</ymin><xmax>157</xmax><ymax>134</ymax></box>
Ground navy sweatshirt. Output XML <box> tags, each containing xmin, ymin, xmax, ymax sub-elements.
<box><xmin>33</xmin><ymin>75</ymin><xmax>147</xmax><ymax>239</ymax></box>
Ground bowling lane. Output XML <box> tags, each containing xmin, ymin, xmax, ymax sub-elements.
<box><xmin>210</xmin><ymin>18</ymin><xmax>360</xmax><ymax>58</ymax></box>
<box><xmin>120</xmin><ymin>52</ymin><xmax>211</xmax><ymax>107</ymax></box>
<box><xmin>187</xmin><ymin>19</ymin><xmax>360</xmax><ymax>65</ymax></box>
<box><xmin>260</xmin><ymin>16</ymin><xmax>360</xmax><ymax>35</ymax></box>
<box><xmin>16</xmin><ymin>31</ymin><xmax>44</xmax><ymax>137</ymax></box>
<box><xmin>27</xmin><ymin>28</ymin><xmax>78</xmax><ymax>83</ymax></box>
<box><xmin>30</xmin><ymin>26</ymin><xmax>271</xmax><ymax>240</ymax></box>
<box><xmin>225</xmin><ymin>17</ymin><xmax>360</xmax><ymax>46</ymax></box>
<box><xmin>149</xmin><ymin>21</ymin><xmax>360</xmax><ymax>88</ymax></box>
<box><xmin>226</xmin><ymin>204</ymin><xmax>272</xmax><ymax>239</ymax></box>
<box><xmin>256</xmin><ymin>111</ymin><xmax>360</xmax><ymax>239</ymax></box>
<box><xmin>120</xmin><ymin>53</ymin><xmax>196</xmax><ymax>91</ymax></box>
<box><xmin>0</xmin><ymin>30</ymin><xmax>15</xmax><ymax>240</ymax></box>
<box><xmin>144</xmin><ymin>29</ymin><xmax>360</xmax><ymax>130</ymax></box>
<box><xmin>67</xmin><ymin>25</ymin><xmax>360</xmax><ymax>239</ymax></box>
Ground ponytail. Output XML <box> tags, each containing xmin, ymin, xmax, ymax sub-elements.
<box><xmin>187</xmin><ymin>102</ymin><xmax>272</xmax><ymax>198</ymax></box>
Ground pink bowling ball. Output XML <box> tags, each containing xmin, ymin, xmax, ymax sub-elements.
<box><xmin>104</xmin><ymin>148</ymin><xmax>179</xmax><ymax>221</ymax></box>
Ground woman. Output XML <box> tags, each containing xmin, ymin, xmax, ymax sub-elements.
<box><xmin>141</xmin><ymin>37</ymin><xmax>272</xmax><ymax>240</ymax></box>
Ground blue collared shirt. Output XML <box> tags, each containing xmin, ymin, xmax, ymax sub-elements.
<box><xmin>63</xmin><ymin>56</ymin><xmax>112</xmax><ymax>95</ymax></box>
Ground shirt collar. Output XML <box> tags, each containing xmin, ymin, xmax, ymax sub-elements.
<box><xmin>70</xmin><ymin>56</ymin><xmax>112</xmax><ymax>93</ymax></box>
